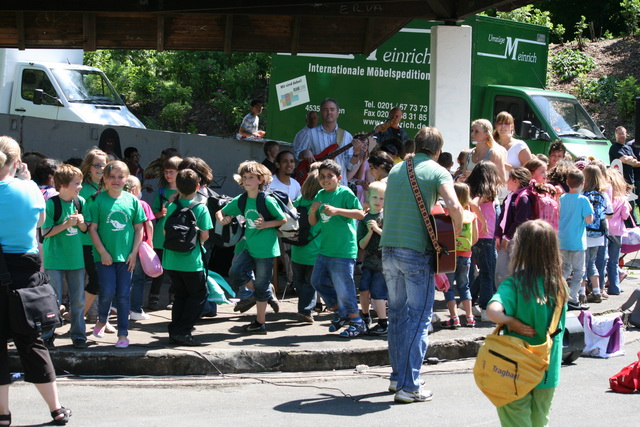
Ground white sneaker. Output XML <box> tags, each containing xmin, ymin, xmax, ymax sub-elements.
<box><xmin>129</xmin><ymin>310</ymin><xmax>150</xmax><ymax>321</ymax></box>
<box><xmin>394</xmin><ymin>389</ymin><xmax>433</xmax><ymax>403</ymax></box>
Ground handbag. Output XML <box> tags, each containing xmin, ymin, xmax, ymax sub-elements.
<box><xmin>138</xmin><ymin>240</ymin><xmax>163</xmax><ymax>278</ymax></box>
<box><xmin>578</xmin><ymin>311</ymin><xmax>625</xmax><ymax>358</ymax></box>
<box><xmin>473</xmin><ymin>298</ymin><xmax>563</xmax><ymax>407</ymax></box>
<box><xmin>0</xmin><ymin>245</ymin><xmax>62</xmax><ymax>335</ymax></box>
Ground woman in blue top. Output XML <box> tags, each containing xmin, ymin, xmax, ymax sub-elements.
<box><xmin>0</xmin><ymin>136</ymin><xmax>71</xmax><ymax>425</ymax></box>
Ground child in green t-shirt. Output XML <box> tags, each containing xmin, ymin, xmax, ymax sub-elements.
<box><xmin>217</xmin><ymin>161</ymin><xmax>286</xmax><ymax>334</ymax></box>
<box><xmin>291</xmin><ymin>169</ymin><xmax>322</xmax><ymax>323</ymax></box>
<box><xmin>87</xmin><ymin>161</ymin><xmax>146</xmax><ymax>349</ymax></box>
<box><xmin>357</xmin><ymin>180</ymin><xmax>388</xmax><ymax>336</ymax></box>
<box><xmin>486</xmin><ymin>220</ymin><xmax>568</xmax><ymax>425</ymax></box>
<box><xmin>309</xmin><ymin>159</ymin><xmax>366</xmax><ymax>338</ymax></box>
<box><xmin>163</xmin><ymin>169</ymin><xmax>213</xmax><ymax>346</ymax></box>
<box><xmin>41</xmin><ymin>164</ymin><xmax>88</xmax><ymax>349</ymax></box>
<box><xmin>148</xmin><ymin>155</ymin><xmax>181</xmax><ymax>311</ymax></box>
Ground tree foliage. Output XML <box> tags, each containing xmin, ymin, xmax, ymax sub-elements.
<box><xmin>84</xmin><ymin>50</ymin><xmax>271</xmax><ymax>135</ymax></box>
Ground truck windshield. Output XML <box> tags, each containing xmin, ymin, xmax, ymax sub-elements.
<box><xmin>532</xmin><ymin>95</ymin><xmax>604</xmax><ymax>140</ymax></box>
<box><xmin>51</xmin><ymin>68</ymin><xmax>124</xmax><ymax>106</ymax></box>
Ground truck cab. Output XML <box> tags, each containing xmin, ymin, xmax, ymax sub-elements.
<box><xmin>480</xmin><ymin>85</ymin><xmax>610</xmax><ymax>161</ymax></box>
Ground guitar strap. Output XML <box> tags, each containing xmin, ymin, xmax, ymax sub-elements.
<box><xmin>336</xmin><ymin>128</ymin><xmax>345</xmax><ymax>147</ymax></box>
<box><xmin>406</xmin><ymin>156</ymin><xmax>443</xmax><ymax>255</ymax></box>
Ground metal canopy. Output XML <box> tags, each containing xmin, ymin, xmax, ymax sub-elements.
<box><xmin>0</xmin><ymin>1</ymin><xmax>535</xmax><ymax>53</ymax></box>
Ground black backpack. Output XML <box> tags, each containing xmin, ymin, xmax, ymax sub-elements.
<box><xmin>203</xmin><ymin>187</ymin><xmax>245</xmax><ymax>248</ymax></box>
<box><xmin>163</xmin><ymin>200</ymin><xmax>199</xmax><ymax>252</ymax></box>
<box><xmin>39</xmin><ymin>195</ymin><xmax>83</xmax><ymax>243</ymax></box>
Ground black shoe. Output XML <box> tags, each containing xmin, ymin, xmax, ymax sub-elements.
<box><xmin>72</xmin><ymin>339</ymin><xmax>88</xmax><ymax>349</ymax></box>
<box><xmin>268</xmin><ymin>296</ymin><xmax>280</xmax><ymax>313</ymax></box>
<box><xmin>242</xmin><ymin>320</ymin><xmax>267</xmax><ymax>334</ymax></box>
<box><xmin>169</xmin><ymin>334</ymin><xmax>202</xmax><ymax>346</ymax></box>
<box><xmin>234</xmin><ymin>296</ymin><xmax>257</xmax><ymax>313</ymax></box>
<box><xmin>568</xmin><ymin>301</ymin><xmax>590</xmax><ymax>311</ymax></box>
<box><xmin>313</xmin><ymin>302</ymin><xmax>324</xmax><ymax>313</ymax></box>
<box><xmin>147</xmin><ymin>297</ymin><xmax>160</xmax><ymax>311</ymax></box>
<box><xmin>43</xmin><ymin>338</ymin><xmax>55</xmax><ymax>350</ymax></box>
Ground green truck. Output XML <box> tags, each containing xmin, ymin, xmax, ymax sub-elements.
<box><xmin>267</xmin><ymin>15</ymin><xmax>609</xmax><ymax>162</ymax></box>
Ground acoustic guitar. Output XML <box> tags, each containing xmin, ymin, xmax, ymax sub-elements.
<box><xmin>294</xmin><ymin>118</ymin><xmax>397</xmax><ymax>185</ymax></box>
<box><xmin>430</xmin><ymin>213</ymin><xmax>456</xmax><ymax>274</ymax></box>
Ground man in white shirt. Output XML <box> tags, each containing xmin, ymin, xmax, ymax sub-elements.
<box><xmin>297</xmin><ymin>98</ymin><xmax>363</xmax><ymax>186</ymax></box>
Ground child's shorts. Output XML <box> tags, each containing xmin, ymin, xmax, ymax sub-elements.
<box><xmin>359</xmin><ymin>268</ymin><xmax>388</xmax><ymax>300</ymax></box>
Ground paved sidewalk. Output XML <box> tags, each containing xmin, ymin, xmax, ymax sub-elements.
<box><xmin>8</xmin><ymin>260</ymin><xmax>640</xmax><ymax>375</ymax></box>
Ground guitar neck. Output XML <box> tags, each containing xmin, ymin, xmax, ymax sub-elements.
<box><xmin>322</xmin><ymin>128</ymin><xmax>377</xmax><ymax>161</ymax></box>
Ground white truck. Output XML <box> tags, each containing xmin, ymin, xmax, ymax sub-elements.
<box><xmin>0</xmin><ymin>48</ymin><xmax>144</xmax><ymax>128</ymax></box>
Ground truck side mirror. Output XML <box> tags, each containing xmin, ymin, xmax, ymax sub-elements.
<box><xmin>33</xmin><ymin>89</ymin><xmax>43</xmax><ymax>105</ymax></box>
<box><xmin>520</xmin><ymin>121</ymin><xmax>532</xmax><ymax>139</ymax></box>
<box><xmin>600</xmin><ymin>125</ymin><xmax>606</xmax><ymax>135</ymax></box>
<box><xmin>120</xmin><ymin>93</ymin><xmax>126</xmax><ymax>103</ymax></box>
<box><xmin>33</xmin><ymin>89</ymin><xmax>63</xmax><ymax>107</ymax></box>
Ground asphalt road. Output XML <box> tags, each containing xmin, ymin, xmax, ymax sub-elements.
<box><xmin>6</xmin><ymin>336</ymin><xmax>639</xmax><ymax>426</ymax></box>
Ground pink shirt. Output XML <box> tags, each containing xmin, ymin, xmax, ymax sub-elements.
<box><xmin>608</xmin><ymin>197</ymin><xmax>630</xmax><ymax>237</ymax></box>
<box><xmin>479</xmin><ymin>201</ymin><xmax>496</xmax><ymax>239</ymax></box>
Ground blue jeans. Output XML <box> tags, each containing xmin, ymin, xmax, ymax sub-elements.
<box><xmin>596</xmin><ymin>239</ymin><xmax>608</xmax><ymax>291</ymax></box>
<box><xmin>585</xmin><ymin>246</ymin><xmax>599</xmax><ymax>280</ymax></box>
<box><xmin>96</xmin><ymin>262</ymin><xmax>133</xmax><ymax>336</ymax></box>
<box><xmin>444</xmin><ymin>256</ymin><xmax>472</xmax><ymax>302</ymax></box>
<box><xmin>228</xmin><ymin>249</ymin><xmax>273</xmax><ymax>302</ymax></box>
<box><xmin>471</xmin><ymin>238</ymin><xmax>497</xmax><ymax>309</ymax></box>
<box><xmin>130</xmin><ymin>255</ymin><xmax>146</xmax><ymax>313</ymax></box>
<box><xmin>382</xmin><ymin>247</ymin><xmax>435</xmax><ymax>393</ymax></box>
<box><xmin>607</xmin><ymin>235</ymin><xmax>622</xmax><ymax>294</ymax></box>
<box><xmin>360</xmin><ymin>268</ymin><xmax>388</xmax><ymax>300</ymax></box>
<box><xmin>43</xmin><ymin>269</ymin><xmax>86</xmax><ymax>341</ymax></box>
<box><xmin>311</xmin><ymin>255</ymin><xmax>358</xmax><ymax>318</ymax></box>
<box><xmin>292</xmin><ymin>261</ymin><xmax>317</xmax><ymax>316</ymax></box>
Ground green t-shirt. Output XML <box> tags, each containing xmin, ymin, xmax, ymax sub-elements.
<box><xmin>162</xmin><ymin>199</ymin><xmax>214</xmax><ymax>272</ymax></box>
<box><xmin>79</xmin><ymin>181</ymin><xmax>100</xmax><ymax>246</ymax></box>
<box><xmin>489</xmin><ymin>276</ymin><xmax>567</xmax><ymax>389</ymax></box>
<box><xmin>86</xmin><ymin>191</ymin><xmax>147</xmax><ymax>262</ymax></box>
<box><xmin>222</xmin><ymin>193</ymin><xmax>285</xmax><ymax>259</ymax></box>
<box><xmin>380</xmin><ymin>153</ymin><xmax>453</xmax><ymax>253</ymax></box>
<box><xmin>42</xmin><ymin>196</ymin><xmax>86</xmax><ymax>270</ymax></box>
<box><xmin>291</xmin><ymin>197</ymin><xmax>320</xmax><ymax>266</ymax></box>
<box><xmin>312</xmin><ymin>186</ymin><xmax>362</xmax><ymax>259</ymax></box>
<box><xmin>152</xmin><ymin>188</ymin><xmax>178</xmax><ymax>249</ymax></box>
<box><xmin>357</xmin><ymin>211</ymin><xmax>383</xmax><ymax>272</ymax></box>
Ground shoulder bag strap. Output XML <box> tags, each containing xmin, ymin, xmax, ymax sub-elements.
<box><xmin>406</xmin><ymin>156</ymin><xmax>442</xmax><ymax>254</ymax></box>
<box><xmin>548</xmin><ymin>294</ymin><xmax>565</xmax><ymax>336</ymax></box>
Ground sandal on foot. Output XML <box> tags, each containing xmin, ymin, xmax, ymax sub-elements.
<box><xmin>0</xmin><ymin>413</ymin><xmax>11</xmax><ymax>426</ymax></box>
<box><xmin>441</xmin><ymin>316</ymin><xmax>460</xmax><ymax>328</ymax></box>
<box><xmin>51</xmin><ymin>407</ymin><xmax>71</xmax><ymax>425</ymax></box>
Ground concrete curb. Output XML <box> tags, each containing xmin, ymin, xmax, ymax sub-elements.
<box><xmin>10</xmin><ymin>338</ymin><xmax>484</xmax><ymax>375</ymax></box>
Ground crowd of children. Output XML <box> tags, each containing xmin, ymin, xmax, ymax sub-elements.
<box><xmin>16</xmin><ymin>110</ymin><xmax>638</xmax><ymax>350</ymax></box>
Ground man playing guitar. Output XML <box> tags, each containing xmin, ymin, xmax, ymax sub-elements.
<box><xmin>295</xmin><ymin>98</ymin><xmax>363</xmax><ymax>186</ymax></box>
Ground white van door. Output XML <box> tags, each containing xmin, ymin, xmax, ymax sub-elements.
<box><xmin>11</xmin><ymin>65</ymin><xmax>62</xmax><ymax>120</ymax></box>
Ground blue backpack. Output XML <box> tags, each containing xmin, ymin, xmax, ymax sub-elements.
<box><xmin>584</xmin><ymin>190</ymin><xmax>607</xmax><ymax>238</ymax></box>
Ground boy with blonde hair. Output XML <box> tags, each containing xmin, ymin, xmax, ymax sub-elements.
<box><xmin>358</xmin><ymin>180</ymin><xmax>388</xmax><ymax>335</ymax></box>
<box><xmin>217</xmin><ymin>161</ymin><xmax>286</xmax><ymax>333</ymax></box>
<box><xmin>41</xmin><ymin>164</ymin><xmax>88</xmax><ymax>349</ymax></box>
